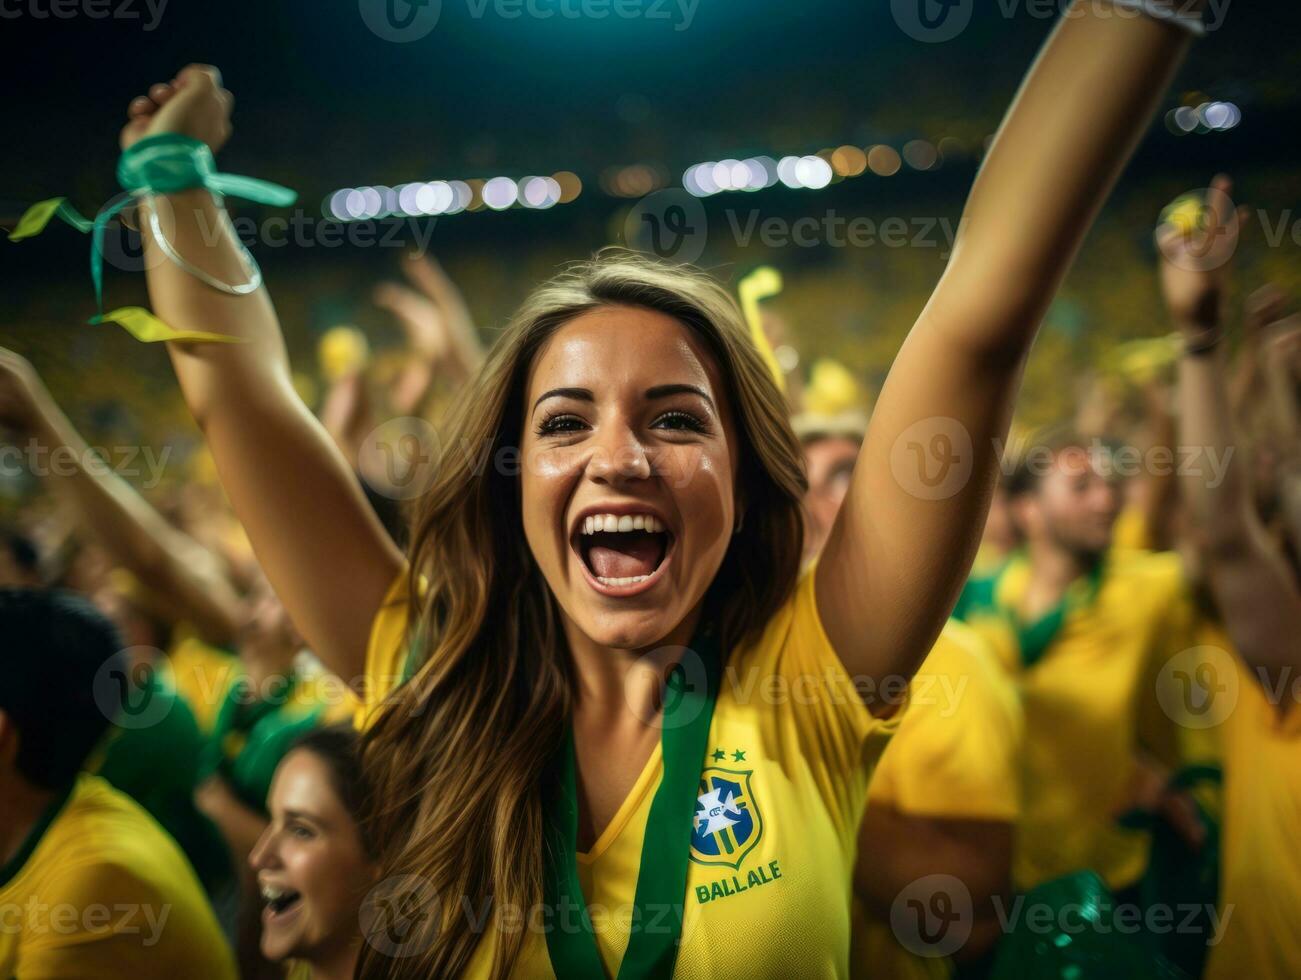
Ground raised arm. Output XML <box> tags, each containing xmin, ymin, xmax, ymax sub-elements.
<box><xmin>0</xmin><ymin>347</ymin><xmax>244</xmax><ymax>645</ymax></box>
<box><xmin>818</xmin><ymin>0</ymin><xmax>1201</xmax><ymax>681</ymax></box>
<box><xmin>121</xmin><ymin>66</ymin><xmax>403</xmax><ymax>686</ymax></box>
<box><xmin>1159</xmin><ymin>177</ymin><xmax>1301</xmax><ymax>684</ymax></box>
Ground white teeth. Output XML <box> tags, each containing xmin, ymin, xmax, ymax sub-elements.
<box><xmin>596</xmin><ymin>574</ymin><xmax>651</xmax><ymax>587</ymax></box>
<box><xmin>579</xmin><ymin>513</ymin><xmax>667</xmax><ymax>535</ymax></box>
<box><xmin>262</xmin><ymin>884</ymin><xmax>285</xmax><ymax>901</ymax></box>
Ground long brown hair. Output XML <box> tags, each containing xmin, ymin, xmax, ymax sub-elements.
<box><xmin>358</xmin><ymin>250</ymin><xmax>806</xmax><ymax>978</ymax></box>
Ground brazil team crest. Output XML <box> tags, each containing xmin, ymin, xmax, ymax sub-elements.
<box><xmin>690</xmin><ymin>767</ymin><xmax>763</xmax><ymax>869</ymax></box>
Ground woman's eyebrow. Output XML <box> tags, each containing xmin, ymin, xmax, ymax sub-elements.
<box><xmin>645</xmin><ymin>384</ymin><xmax>714</xmax><ymax>409</ymax></box>
<box><xmin>532</xmin><ymin>387</ymin><xmax>593</xmax><ymax>411</ymax></box>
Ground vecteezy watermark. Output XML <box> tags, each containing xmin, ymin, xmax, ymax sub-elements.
<box><xmin>891</xmin><ymin>0</ymin><xmax>973</xmax><ymax>44</ymax></box>
<box><xmin>890</xmin><ymin>874</ymin><xmax>974</xmax><ymax>957</ymax></box>
<box><xmin>92</xmin><ymin>649</ymin><xmax>175</xmax><ymax>729</ymax></box>
<box><xmin>96</xmin><ymin>196</ymin><xmax>441</xmax><ymax>277</ymax></box>
<box><xmin>989</xmin><ymin>894</ymin><xmax>1234</xmax><ymax>946</ymax></box>
<box><xmin>465</xmin><ymin>0</ymin><xmax>699</xmax><ymax>29</ymax></box>
<box><xmin>358</xmin><ymin>0</ymin><xmax>442</xmax><ymax>42</ymax></box>
<box><xmin>890</xmin><ymin>417</ymin><xmax>975</xmax><ymax>502</ymax></box>
<box><xmin>624</xmin><ymin>189</ymin><xmax>710</xmax><ymax>264</ymax></box>
<box><xmin>356</xmin><ymin>418</ymin><xmax>713</xmax><ymax>501</ymax></box>
<box><xmin>0</xmin><ymin>0</ymin><xmax>168</xmax><ymax>30</ymax></box>
<box><xmin>360</xmin><ymin>0</ymin><xmax>699</xmax><ymax>41</ymax></box>
<box><xmin>1157</xmin><ymin>645</ymin><xmax>1240</xmax><ymax>730</ymax></box>
<box><xmin>888</xmin><ymin>423</ymin><xmax>1238</xmax><ymax>501</ymax></box>
<box><xmin>726</xmin><ymin>210</ymin><xmax>961</xmax><ymax>258</ymax></box>
<box><xmin>892</xmin><ymin>0</ymin><xmax>1232</xmax><ymax>43</ymax></box>
<box><xmin>0</xmin><ymin>898</ymin><xmax>172</xmax><ymax>945</ymax></box>
<box><xmin>0</xmin><ymin>440</ymin><xmax>172</xmax><ymax>490</ymax></box>
<box><xmin>995</xmin><ymin>433</ymin><xmax>1236</xmax><ymax>489</ymax></box>
<box><xmin>1158</xmin><ymin>646</ymin><xmax>1301</xmax><ymax>727</ymax></box>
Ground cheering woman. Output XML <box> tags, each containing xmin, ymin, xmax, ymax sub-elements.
<box><xmin>118</xmin><ymin>2</ymin><xmax>1206</xmax><ymax>975</ymax></box>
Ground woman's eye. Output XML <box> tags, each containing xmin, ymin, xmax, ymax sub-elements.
<box><xmin>652</xmin><ymin>410</ymin><xmax>707</xmax><ymax>433</ymax></box>
<box><xmin>289</xmin><ymin>823</ymin><xmax>315</xmax><ymax>840</ymax></box>
<box><xmin>536</xmin><ymin>413</ymin><xmax>587</xmax><ymax>436</ymax></box>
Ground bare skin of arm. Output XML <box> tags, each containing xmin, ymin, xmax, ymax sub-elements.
<box><xmin>120</xmin><ymin>67</ymin><xmax>404</xmax><ymax>688</ymax></box>
<box><xmin>856</xmin><ymin>807</ymin><xmax>1014</xmax><ymax>961</ymax></box>
<box><xmin>818</xmin><ymin>1</ymin><xmax>1200</xmax><ymax>686</ymax></box>
<box><xmin>1261</xmin><ymin>322</ymin><xmax>1301</xmax><ymax>551</ymax></box>
<box><xmin>0</xmin><ymin>347</ymin><xmax>244</xmax><ymax>645</ymax></box>
<box><xmin>1161</xmin><ymin>177</ymin><xmax>1301</xmax><ymax>687</ymax></box>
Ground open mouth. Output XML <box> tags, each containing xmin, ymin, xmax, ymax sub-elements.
<box><xmin>261</xmin><ymin>883</ymin><xmax>303</xmax><ymax>921</ymax></box>
<box><xmin>573</xmin><ymin>512</ymin><xmax>674</xmax><ymax>594</ymax></box>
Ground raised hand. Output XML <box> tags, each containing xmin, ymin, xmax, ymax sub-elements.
<box><xmin>1156</xmin><ymin>174</ymin><xmax>1249</xmax><ymax>334</ymax></box>
<box><xmin>120</xmin><ymin>63</ymin><xmax>234</xmax><ymax>153</ymax></box>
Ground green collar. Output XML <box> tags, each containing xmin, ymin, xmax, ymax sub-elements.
<box><xmin>997</xmin><ymin>554</ymin><xmax>1106</xmax><ymax>669</ymax></box>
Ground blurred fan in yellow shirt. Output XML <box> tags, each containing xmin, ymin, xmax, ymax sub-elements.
<box><xmin>851</xmin><ymin>620</ymin><xmax>1023</xmax><ymax>979</ymax></box>
<box><xmin>0</xmin><ymin>589</ymin><xmax>235</xmax><ymax>978</ymax></box>
<box><xmin>954</xmin><ymin>429</ymin><xmax>1197</xmax><ymax>894</ymax></box>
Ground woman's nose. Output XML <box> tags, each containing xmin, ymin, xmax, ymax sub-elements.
<box><xmin>587</xmin><ymin>424</ymin><xmax>652</xmax><ymax>483</ymax></box>
<box><xmin>248</xmin><ymin>828</ymin><xmax>277</xmax><ymax>871</ymax></box>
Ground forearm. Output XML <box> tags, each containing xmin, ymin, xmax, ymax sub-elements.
<box><xmin>141</xmin><ymin>187</ymin><xmax>403</xmax><ymax>681</ymax></box>
<box><xmin>942</xmin><ymin>0</ymin><xmax>1194</xmax><ymax>355</ymax></box>
<box><xmin>28</xmin><ymin>398</ymin><xmax>243</xmax><ymax>642</ymax></box>
<box><xmin>1177</xmin><ymin>347</ymin><xmax>1250</xmax><ymax>550</ymax></box>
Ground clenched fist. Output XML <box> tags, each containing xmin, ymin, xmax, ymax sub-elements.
<box><xmin>120</xmin><ymin>63</ymin><xmax>234</xmax><ymax>154</ymax></box>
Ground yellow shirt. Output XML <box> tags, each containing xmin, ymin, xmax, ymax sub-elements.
<box><xmin>359</xmin><ymin>564</ymin><xmax>903</xmax><ymax>977</ymax></box>
<box><xmin>850</xmin><ymin>621</ymin><xmax>1023</xmax><ymax>980</ymax></box>
<box><xmin>1194</xmin><ymin>620</ymin><xmax>1301</xmax><ymax>980</ymax></box>
<box><xmin>167</xmin><ymin>632</ymin><xmax>240</xmax><ymax>734</ymax></box>
<box><xmin>959</xmin><ymin>549</ymin><xmax>1193</xmax><ymax>892</ymax></box>
<box><xmin>0</xmin><ymin>774</ymin><xmax>236</xmax><ymax>979</ymax></box>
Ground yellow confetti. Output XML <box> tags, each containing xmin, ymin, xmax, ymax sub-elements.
<box><xmin>90</xmin><ymin>307</ymin><xmax>247</xmax><ymax>344</ymax></box>
<box><xmin>737</xmin><ymin>266</ymin><xmax>785</xmax><ymax>393</ymax></box>
<box><xmin>8</xmin><ymin>197</ymin><xmax>91</xmax><ymax>242</ymax></box>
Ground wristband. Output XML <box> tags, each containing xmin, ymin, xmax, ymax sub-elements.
<box><xmin>1182</xmin><ymin>329</ymin><xmax>1224</xmax><ymax>356</ymax></box>
<box><xmin>1108</xmin><ymin>0</ymin><xmax>1208</xmax><ymax>38</ymax></box>
<box><xmin>8</xmin><ymin>133</ymin><xmax>296</xmax><ymax>343</ymax></box>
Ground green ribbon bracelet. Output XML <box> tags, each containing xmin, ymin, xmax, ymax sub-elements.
<box><xmin>8</xmin><ymin>132</ymin><xmax>296</xmax><ymax>341</ymax></box>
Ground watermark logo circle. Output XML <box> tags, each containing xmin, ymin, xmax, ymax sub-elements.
<box><xmin>890</xmin><ymin>874</ymin><xmax>973</xmax><ymax>957</ymax></box>
<box><xmin>1156</xmin><ymin>187</ymin><xmax>1240</xmax><ymax>274</ymax></box>
<box><xmin>359</xmin><ymin>0</ymin><xmax>442</xmax><ymax>42</ymax></box>
<box><xmin>623</xmin><ymin>644</ymin><xmax>710</xmax><ymax>730</ymax></box>
<box><xmin>889</xmin><ymin>417</ymin><xmax>973</xmax><ymax>500</ymax></box>
<box><xmin>92</xmin><ymin>648</ymin><xmax>175</xmax><ymax>730</ymax></box>
<box><xmin>359</xmin><ymin>873</ymin><xmax>439</xmax><ymax>957</ymax></box>
<box><xmin>891</xmin><ymin>0</ymin><xmax>972</xmax><ymax>43</ymax></box>
<box><xmin>623</xmin><ymin>189</ymin><xmax>709</xmax><ymax>265</ymax></box>
<box><xmin>1157</xmin><ymin>645</ymin><xmax>1240</xmax><ymax>730</ymax></box>
<box><xmin>359</xmin><ymin>416</ymin><xmax>441</xmax><ymax>501</ymax></box>
<box><xmin>96</xmin><ymin>192</ymin><xmax>173</xmax><ymax>276</ymax></box>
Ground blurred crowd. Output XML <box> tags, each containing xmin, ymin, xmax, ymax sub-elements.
<box><xmin>1</xmin><ymin>174</ymin><xmax>1298</xmax><ymax>980</ymax></box>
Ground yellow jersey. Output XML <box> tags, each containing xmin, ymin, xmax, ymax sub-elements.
<box><xmin>1194</xmin><ymin>620</ymin><xmax>1301</xmax><ymax>980</ymax></box>
<box><xmin>850</xmin><ymin>620</ymin><xmax>1022</xmax><ymax>980</ymax></box>
<box><xmin>0</xmin><ymin>774</ymin><xmax>236</xmax><ymax>979</ymax></box>
<box><xmin>358</xmin><ymin>563</ymin><xmax>903</xmax><ymax>977</ymax></box>
<box><xmin>956</xmin><ymin>549</ymin><xmax>1194</xmax><ymax>891</ymax></box>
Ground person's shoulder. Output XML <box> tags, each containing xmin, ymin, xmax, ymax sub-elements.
<box><xmin>37</xmin><ymin>777</ymin><xmax>183</xmax><ymax>895</ymax></box>
<box><xmin>926</xmin><ymin>620</ymin><xmax>1020</xmax><ymax>715</ymax></box>
<box><xmin>1105</xmin><ymin>548</ymin><xmax>1187</xmax><ymax>598</ymax></box>
<box><xmin>53</xmin><ymin>775</ymin><xmax>171</xmax><ymax>851</ymax></box>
